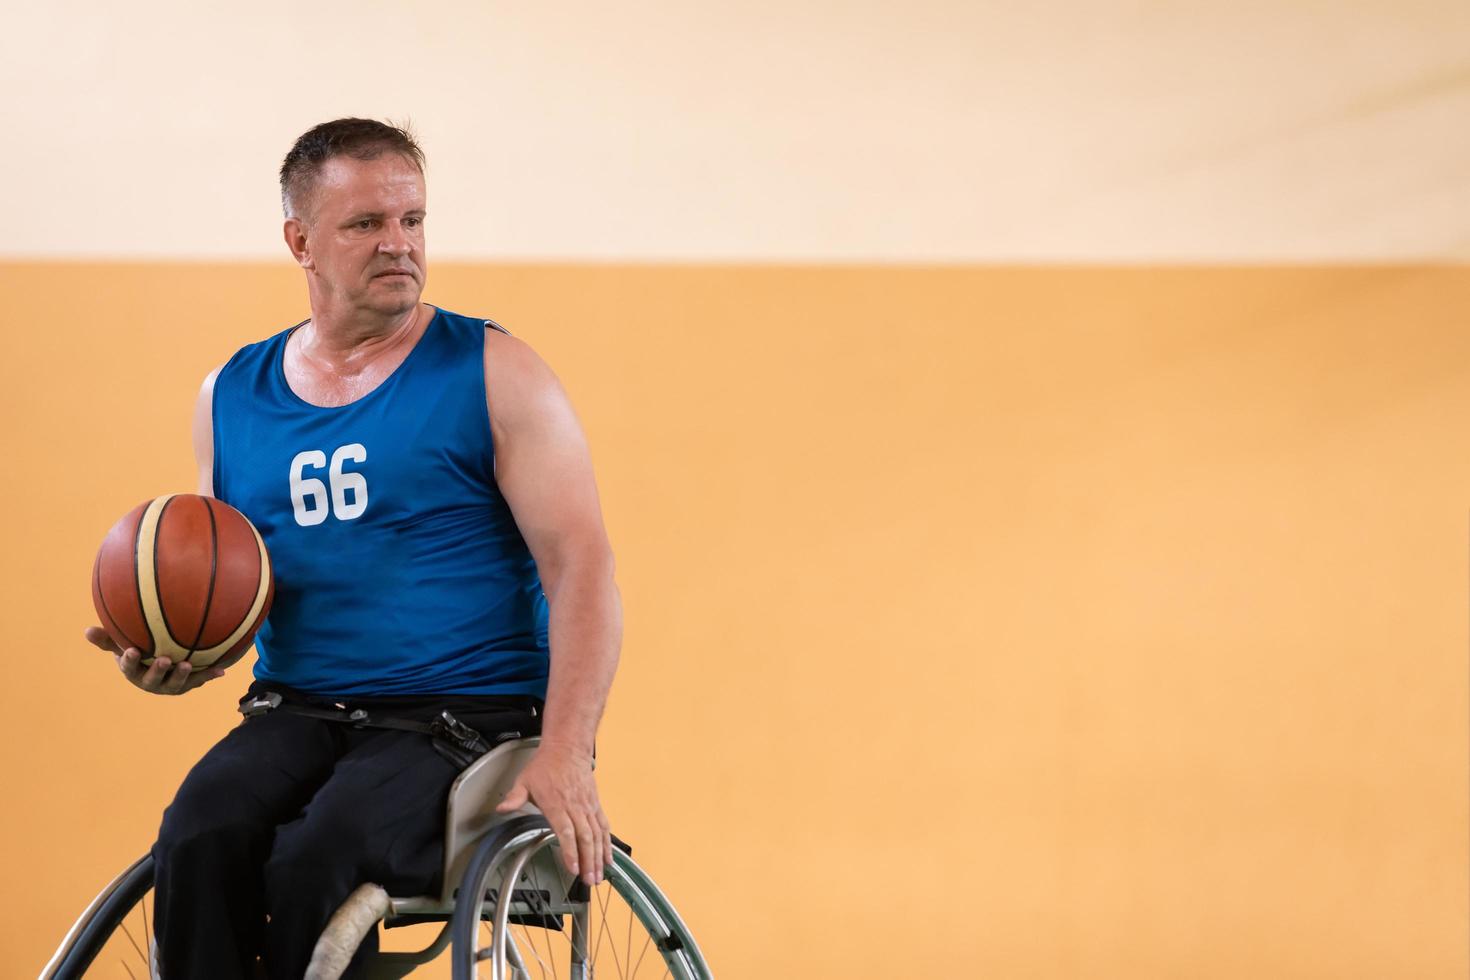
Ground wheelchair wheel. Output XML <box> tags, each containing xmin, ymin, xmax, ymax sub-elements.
<box><xmin>43</xmin><ymin>854</ymin><xmax>157</xmax><ymax>980</ymax></box>
<box><xmin>451</xmin><ymin>815</ymin><xmax>711</xmax><ymax>980</ymax></box>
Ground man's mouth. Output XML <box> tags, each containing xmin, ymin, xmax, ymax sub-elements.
<box><xmin>374</xmin><ymin>269</ymin><xmax>413</xmax><ymax>279</ymax></box>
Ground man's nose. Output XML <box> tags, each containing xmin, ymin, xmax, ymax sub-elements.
<box><xmin>377</xmin><ymin>221</ymin><xmax>412</xmax><ymax>256</ymax></box>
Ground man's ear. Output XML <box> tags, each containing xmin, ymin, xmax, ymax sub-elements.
<box><xmin>284</xmin><ymin>217</ymin><xmax>314</xmax><ymax>270</ymax></box>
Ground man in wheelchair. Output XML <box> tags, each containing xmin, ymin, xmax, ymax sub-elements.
<box><xmin>81</xmin><ymin>118</ymin><xmax>621</xmax><ymax>978</ymax></box>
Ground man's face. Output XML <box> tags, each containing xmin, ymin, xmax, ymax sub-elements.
<box><xmin>291</xmin><ymin>153</ymin><xmax>427</xmax><ymax>317</ymax></box>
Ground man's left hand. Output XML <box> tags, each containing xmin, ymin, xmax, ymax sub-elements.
<box><xmin>495</xmin><ymin>741</ymin><xmax>611</xmax><ymax>886</ymax></box>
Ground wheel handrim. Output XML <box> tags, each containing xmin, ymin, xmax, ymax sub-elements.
<box><xmin>469</xmin><ymin>838</ymin><xmax>708</xmax><ymax>980</ymax></box>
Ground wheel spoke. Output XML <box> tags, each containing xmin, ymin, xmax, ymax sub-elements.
<box><xmin>519</xmin><ymin>865</ymin><xmax>559</xmax><ymax>980</ymax></box>
<box><xmin>540</xmin><ymin>895</ymin><xmax>561</xmax><ymax>979</ymax></box>
<box><xmin>627</xmin><ymin>903</ymin><xmax>643</xmax><ymax>978</ymax></box>
<box><xmin>120</xmin><ymin>918</ymin><xmax>147</xmax><ymax>964</ymax></box>
<box><xmin>589</xmin><ymin>882</ymin><xmax>612</xmax><ymax>968</ymax></box>
<box><xmin>603</xmin><ymin>883</ymin><xmax>628</xmax><ymax>980</ymax></box>
<box><xmin>514</xmin><ymin>921</ymin><xmax>554</xmax><ymax>977</ymax></box>
<box><xmin>629</xmin><ymin>927</ymin><xmax>653</xmax><ymax>977</ymax></box>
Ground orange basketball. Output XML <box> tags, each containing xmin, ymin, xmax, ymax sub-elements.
<box><xmin>91</xmin><ymin>494</ymin><xmax>274</xmax><ymax>667</ymax></box>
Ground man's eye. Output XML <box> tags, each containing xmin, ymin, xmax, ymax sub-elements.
<box><xmin>356</xmin><ymin>219</ymin><xmax>374</xmax><ymax>230</ymax></box>
<box><xmin>405</xmin><ymin>218</ymin><xmax>421</xmax><ymax>228</ymax></box>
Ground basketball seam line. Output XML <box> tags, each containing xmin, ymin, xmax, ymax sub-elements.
<box><xmin>135</xmin><ymin>495</ymin><xmax>189</xmax><ymax>662</ymax></box>
<box><xmin>186</xmin><ymin>498</ymin><xmax>220</xmax><ymax>656</ymax></box>
<box><xmin>153</xmin><ymin>495</ymin><xmax>188</xmax><ymax>650</ymax></box>
<box><xmin>130</xmin><ymin>501</ymin><xmax>152</xmax><ymax>655</ymax></box>
<box><xmin>189</xmin><ymin>520</ymin><xmax>269</xmax><ymax>664</ymax></box>
<box><xmin>93</xmin><ymin>555</ymin><xmax>140</xmax><ymax>653</ymax></box>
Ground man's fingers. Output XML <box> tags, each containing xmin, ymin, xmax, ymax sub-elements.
<box><xmin>85</xmin><ymin>626</ymin><xmax>122</xmax><ymax>654</ymax></box>
<box><xmin>598</xmin><ymin>811</ymin><xmax>611</xmax><ymax>882</ymax></box>
<box><xmin>495</xmin><ymin>781</ymin><xmax>530</xmax><ymax>813</ymax></box>
<box><xmin>113</xmin><ymin>647</ymin><xmax>220</xmax><ymax>696</ymax></box>
<box><xmin>582</xmin><ymin>806</ymin><xmax>603</xmax><ymax>884</ymax></box>
<box><xmin>543</xmin><ymin>796</ymin><xmax>606</xmax><ymax>884</ymax></box>
<box><xmin>536</xmin><ymin>798</ymin><xmax>581</xmax><ymax>877</ymax></box>
<box><xmin>555</xmin><ymin>788</ymin><xmax>608</xmax><ymax>883</ymax></box>
<box><xmin>162</xmin><ymin>661</ymin><xmax>193</xmax><ymax>694</ymax></box>
<box><xmin>592</xmin><ymin>824</ymin><xmax>604</xmax><ymax>885</ymax></box>
<box><xmin>571</xmin><ymin>809</ymin><xmax>599</xmax><ymax>886</ymax></box>
<box><xmin>498</xmin><ymin>755</ymin><xmax>610</xmax><ymax>883</ymax></box>
<box><xmin>101</xmin><ymin>638</ymin><xmax>222</xmax><ymax>695</ymax></box>
<box><xmin>118</xmin><ymin>648</ymin><xmax>145</xmax><ymax>682</ymax></box>
<box><xmin>555</xmin><ymin>814</ymin><xmax>581</xmax><ymax>878</ymax></box>
<box><xmin>139</xmin><ymin>656</ymin><xmax>173</xmax><ymax>691</ymax></box>
<box><xmin>599</xmin><ymin>810</ymin><xmax>613</xmax><ymax>880</ymax></box>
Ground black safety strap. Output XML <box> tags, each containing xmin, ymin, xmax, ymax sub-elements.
<box><xmin>239</xmin><ymin>690</ymin><xmax>521</xmax><ymax>769</ymax></box>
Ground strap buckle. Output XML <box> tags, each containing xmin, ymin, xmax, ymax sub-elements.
<box><xmin>239</xmin><ymin>691</ymin><xmax>283</xmax><ymax>717</ymax></box>
<box><xmin>431</xmin><ymin>710</ymin><xmax>492</xmax><ymax>755</ymax></box>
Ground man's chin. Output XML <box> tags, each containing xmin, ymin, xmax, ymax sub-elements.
<box><xmin>365</xmin><ymin>281</ymin><xmax>423</xmax><ymax>316</ymax></box>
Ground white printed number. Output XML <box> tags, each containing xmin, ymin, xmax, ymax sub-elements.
<box><xmin>290</xmin><ymin>444</ymin><xmax>369</xmax><ymax>526</ymax></box>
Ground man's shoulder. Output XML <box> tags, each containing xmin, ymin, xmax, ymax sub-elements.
<box><xmin>480</xmin><ymin>324</ymin><xmax>563</xmax><ymax>433</ymax></box>
<box><xmin>483</xmin><ymin>325</ymin><xmax>550</xmax><ymax>382</ymax></box>
<box><xmin>425</xmin><ymin>307</ymin><xmax>561</xmax><ymax>421</ymax></box>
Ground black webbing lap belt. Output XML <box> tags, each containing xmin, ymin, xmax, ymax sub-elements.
<box><xmin>239</xmin><ymin>690</ymin><xmax>523</xmax><ymax>769</ymax></box>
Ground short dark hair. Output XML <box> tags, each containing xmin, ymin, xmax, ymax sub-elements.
<box><xmin>279</xmin><ymin>117</ymin><xmax>425</xmax><ymax>219</ymax></box>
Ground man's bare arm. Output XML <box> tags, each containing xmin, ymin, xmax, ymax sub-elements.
<box><xmin>193</xmin><ymin>366</ymin><xmax>220</xmax><ymax>496</ymax></box>
<box><xmin>485</xmin><ymin>330</ymin><xmax>622</xmax><ymax>886</ymax></box>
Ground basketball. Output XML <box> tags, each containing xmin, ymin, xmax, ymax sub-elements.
<box><xmin>91</xmin><ymin>493</ymin><xmax>274</xmax><ymax>667</ymax></box>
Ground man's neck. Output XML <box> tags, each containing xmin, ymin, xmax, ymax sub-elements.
<box><xmin>299</xmin><ymin>298</ymin><xmax>425</xmax><ymax>368</ymax></box>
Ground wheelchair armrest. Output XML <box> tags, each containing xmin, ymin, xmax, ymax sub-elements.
<box><xmin>439</xmin><ymin>736</ymin><xmax>543</xmax><ymax>904</ymax></box>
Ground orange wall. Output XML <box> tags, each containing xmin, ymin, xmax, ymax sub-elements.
<box><xmin>3</xmin><ymin>263</ymin><xmax>1467</xmax><ymax>977</ymax></box>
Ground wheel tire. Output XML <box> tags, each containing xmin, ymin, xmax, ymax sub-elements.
<box><xmin>450</xmin><ymin>814</ymin><xmax>552</xmax><ymax>980</ymax></box>
<box><xmin>47</xmin><ymin>854</ymin><xmax>156</xmax><ymax>980</ymax></box>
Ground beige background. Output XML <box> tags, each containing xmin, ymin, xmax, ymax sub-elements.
<box><xmin>1</xmin><ymin>2</ymin><xmax>1468</xmax><ymax>261</ymax></box>
<box><xmin>3</xmin><ymin>0</ymin><xmax>1469</xmax><ymax>977</ymax></box>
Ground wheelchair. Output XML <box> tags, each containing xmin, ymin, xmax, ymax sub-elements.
<box><xmin>43</xmin><ymin>737</ymin><xmax>712</xmax><ymax>979</ymax></box>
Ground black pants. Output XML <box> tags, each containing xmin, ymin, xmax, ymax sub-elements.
<box><xmin>151</xmin><ymin>683</ymin><xmax>542</xmax><ymax>980</ymax></box>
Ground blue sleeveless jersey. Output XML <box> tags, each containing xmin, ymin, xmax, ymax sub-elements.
<box><xmin>212</xmin><ymin>307</ymin><xmax>550</xmax><ymax>697</ymax></box>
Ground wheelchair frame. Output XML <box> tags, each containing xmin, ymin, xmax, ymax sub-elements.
<box><xmin>42</xmin><ymin>737</ymin><xmax>712</xmax><ymax>979</ymax></box>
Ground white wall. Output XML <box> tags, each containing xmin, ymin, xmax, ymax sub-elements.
<box><xmin>3</xmin><ymin>0</ymin><xmax>1467</xmax><ymax>261</ymax></box>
